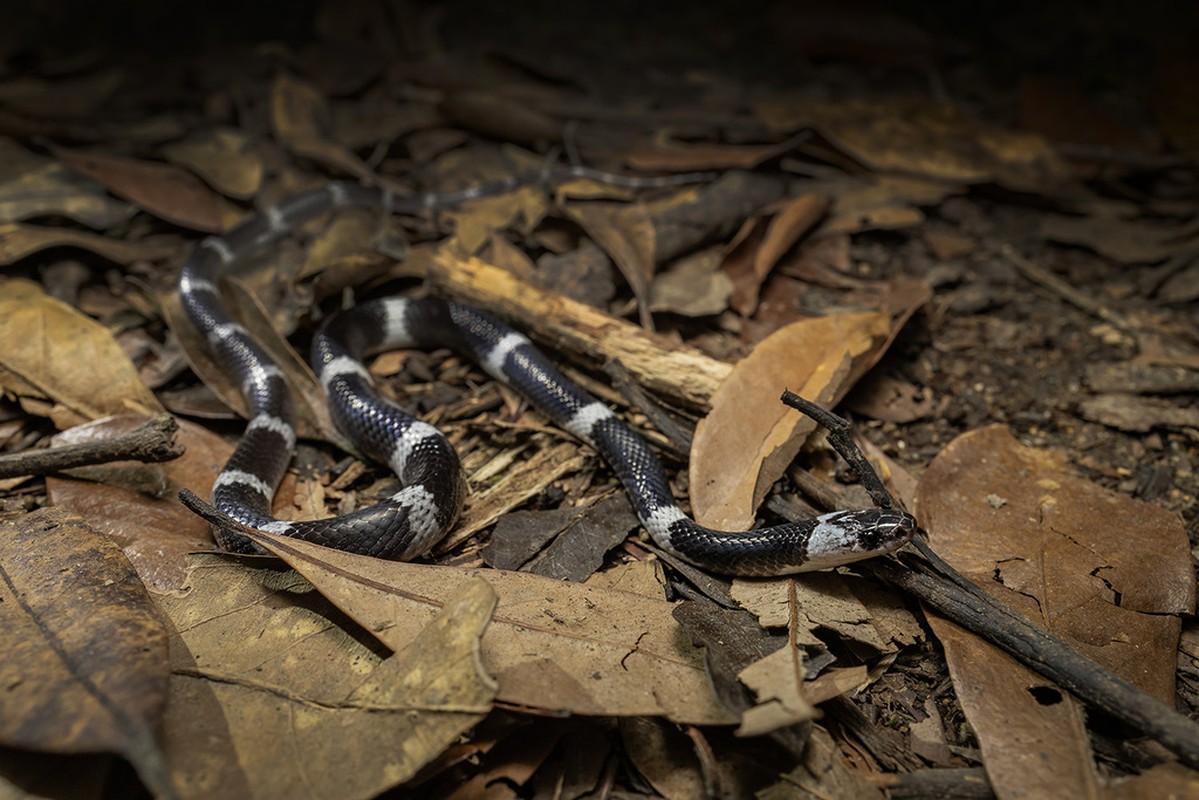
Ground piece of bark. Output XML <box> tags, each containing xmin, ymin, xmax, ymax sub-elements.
<box><xmin>430</xmin><ymin>253</ymin><xmax>731</xmax><ymax>410</ymax></box>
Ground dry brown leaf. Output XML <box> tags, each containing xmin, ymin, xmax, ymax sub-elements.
<box><xmin>244</xmin><ymin>529</ymin><xmax>734</xmax><ymax>725</ymax></box>
<box><xmin>0</xmin><ymin>508</ymin><xmax>172</xmax><ymax>797</ymax></box>
<box><xmin>726</xmin><ymin>194</ymin><xmax>829</xmax><ymax>316</ymax></box>
<box><xmin>756</xmin><ymin>96</ymin><xmax>1072</xmax><ymax>193</ymax></box>
<box><xmin>160</xmin><ymin>127</ymin><xmax>264</xmax><ymax>200</ymax></box>
<box><xmin>0</xmin><ymin>139</ymin><xmax>133</xmax><ymax>228</ymax></box>
<box><xmin>270</xmin><ymin>73</ymin><xmax>374</xmax><ymax>182</ymax></box>
<box><xmin>732</xmin><ymin>573</ymin><xmax>921</xmax><ymax>653</ymax></box>
<box><xmin>160</xmin><ymin>560</ymin><xmax>497</xmax><ymax>799</ymax></box>
<box><xmin>648</xmin><ymin>247</ymin><xmax>732</xmax><ymax>317</ymax></box>
<box><xmin>621</xmin><ymin>137</ymin><xmax>798</xmax><ymax>172</ymax></box>
<box><xmin>565</xmin><ymin>199</ymin><xmax>659</xmax><ymax>327</ymax></box>
<box><xmin>45</xmin><ymin>414</ymin><xmax>229</xmax><ymax>593</ymax></box>
<box><xmin>52</xmin><ymin>144</ymin><xmax>239</xmax><ymax>233</ymax></box>
<box><xmin>0</xmin><ymin>221</ymin><xmax>176</xmax><ymax>267</ymax></box>
<box><xmin>0</xmin><ymin>278</ymin><xmax>164</xmax><ymax>428</ymax></box>
<box><xmin>690</xmin><ymin>311</ymin><xmax>891</xmax><ymax>531</ymax></box>
<box><xmin>1041</xmin><ymin>211</ymin><xmax>1185</xmax><ymax>264</ymax></box>
<box><xmin>762</xmin><ymin>725</ymin><xmax>884</xmax><ymax>800</ymax></box>
<box><xmin>736</xmin><ymin>645</ymin><xmax>819</xmax><ymax>736</ymax></box>
<box><xmin>619</xmin><ymin>717</ymin><xmax>706</xmax><ymax>800</ymax></box>
<box><xmin>0</xmin><ymin>69</ymin><xmax>124</xmax><ymax>119</ymax></box>
<box><xmin>915</xmin><ymin>425</ymin><xmax>1195</xmax><ymax>799</ymax></box>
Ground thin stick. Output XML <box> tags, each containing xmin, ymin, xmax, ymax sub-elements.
<box><xmin>778</xmin><ymin>393</ymin><xmax>1199</xmax><ymax>770</ymax></box>
<box><xmin>0</xmin><ymin>414</ymin><xmax>184</xmax><ymax>479</ymax></box>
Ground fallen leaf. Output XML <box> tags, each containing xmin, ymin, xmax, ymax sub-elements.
<box><xmin>52</xmin><ymin>144</ymin><xmax>240</xmax><ymax>233</ymax></box>
<box><xmin>0</xmin><ymin>222</ymin><xmax>176</xmax><ymax>267</ymax></box>
<box><xmin>161</xmin><ymin>127</ymin><xmax>264</xmax><ymax>200</ymax></box>
<box><xmin>0</xmin><ymin>69</ymin><xmax>123</xmax><ymax>119</ymax></box>
<box><xmin>565</xmin><ymin>199</ymin><xmax>659</xmax><ymax>327</ymax></box>
<box><xmin>736</xmin><ymin>645</ymin><xmax>819</xmax><ymax>736</ymax></box>
<box><xmin>648</xmin><ymin>247</ymin><xmax>732</xmax><ymax>317</ymax></box>
<box><xmin>160</xmin><ymin>560</ymin><xmax>497</xmax><ymax>798</ymax></box>
<box><xmin>45</xmin><ymin>414</ymin><xmax>229</xmax><ymax>593</ymax></box>
<box><xmin>0</xmin><ymin>278</ymin><xmax>164</xmax><ymax>428</ymax></box>
<box><xmin>732</xmin><ymin>573</ymin><xmax>920</xmax><ymax>653</ymax></box>
<box><xmin>1041</xmin><ymin>211</ymin><xmax>1183</xmax><ymax>264</ymax></box>
<box><xmin>690</xmin><ymin>311</ymin><xmax>891</xmax><ymax>531</ymax></box>
<box><xmin>0</xmin><ymin>508</ymin><xmax>172</xmax><ymax>797</ymax></box>
<box><xmin>915</xmin><ymin>426</ymin><xmax>1195</xmax><ymax>799</ymax></box>
<box><xmin>271</xmin><ymin>73</ymin><xmax>374</xmax><ymax>182</ymax></box>
<box><xmin>243</xmin><ymin>529</ymin><xmax>734</xmax><ymax>725</ymax></box>
<box><xmin>1077</xmin><ymin>393</ymin><xmax>1199</xmax><ymax>432</ymax></box>
<box><xmin>621</xmin><ymin>137</ymin><xmax>798</xmax><ymax>172</ymax></box>
<box><xmin>756</xmin><ymin>96</ymin><xmax>1072</xmax><ymax>193</ymax></box>
<box><xmin>0</xmin><ymin>138</ymin><xmax>133</xmax><ymax>228</ymax></box>
<box><xmin>725</xmin><ymin>194</ymin><xmax>829</xmax><ymax>316</ymax></box>
<box><xmin>619</xmin><ymin>717</ymin><xmax>706</xmax><ymax>800</ymax></box>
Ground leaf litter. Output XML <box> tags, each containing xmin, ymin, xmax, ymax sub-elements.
<box><xmin>0</xmin><ymin>4</ymin><xmax>1196</xmax><ymax>797</ymax></box>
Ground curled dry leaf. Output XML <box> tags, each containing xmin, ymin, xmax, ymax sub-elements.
<box><xmin>725</xmin><ymin>193</ymin><xmax>829</xmax><ymax>316</ymax></box>
<box><xmin>690</xmin><ymin>311</ymin><xmax>891</xmax><ymax>531</ymax></box>
<box><xmin>160</xmin><ymin>127</ymin><xmax>264</xmax><ymax>200</ymax></box>
<box><xmin>915</xmin><ymin>425</ymin><xmax>1195</xmax><ymax>799</ymax></box>
<box><xmin>45</xmin><ymin>414</ymin><xmax>228</xmax><ymax>593</ymax></box>
<box><xmin>52</xmin><ymin>144</ymin><xmax>239</xmax><ymax>233</ymax></box>
<box><xmin>244</xmin><ymin>530</ymin><xmax>733</xmax><ymax>725</ymax></box>
<box><xmin>160</xmin><ymin>559</ymin><xmax>497</xmax><ymax>799</ymax></box>
<box><xmin>0</xmin><ymin>508</ymin><xmax>173</xmax><ymax>797</ymax></box>
<box><xmin>271</xmin><ymin>73</ymin><xmax>373</xmax><ymax>183</ymax></box>
<box><xmin>0</xmin><ymin>278</ymin><xmax>164</xmax><ymax>428</ymax></box>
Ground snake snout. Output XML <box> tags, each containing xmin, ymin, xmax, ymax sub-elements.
<box><xmin>871</xmin><ymin>508</ymin><xmax>918</xmax><ymax>552</ymax></box>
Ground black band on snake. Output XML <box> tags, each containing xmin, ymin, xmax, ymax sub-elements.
<box><xmin>179</xmin><ymin>166</ymin><xmax>916</xmax><ymax>576</ymax></box>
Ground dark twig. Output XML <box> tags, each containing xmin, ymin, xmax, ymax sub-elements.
<box><xmin>605</xmin><ymin>358</ymin><xmax>692</xmax><ymax>456</ymax></box>
<box><xmin>781</xmin><ymin>391</ymin><xmax>897</xmax><ymax>510</ymax></box>
<box><xmin>0</xmin><ymin>414</ymin><xmax>184</xmax><ymax>479</ymax></box>
<box><xmin>780</xmin><ymin>393</ymin><xmax>1199</xmax><ymax>770</ymax></box>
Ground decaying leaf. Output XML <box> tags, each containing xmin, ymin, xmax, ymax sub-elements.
<box><xmin>45</xmin><ymin>414</ymin><xmax>227</xmax><ymax>593</ymax></box>
<box><xmin>52</xmin><ymin>144</ymin><xmax>240</xmax><ymax>233</ymax></box>
<box><xmin>160</xmin><ymin>127</ymin><xmax>264</xmax><ymax>200</ymax></box>
<box><xmin>915</xmin><ymin>425</ymin><xmax>1194</xmax><ymax>799</ymax></box>
<box><xmin>0</xmin><ymin>508</ymin><xmax>172</xmax><ymax>797</ymax></box>
<box><xmin>243</xmin><ymin>529</ymin><xmax>734</xmax><ymax>725</ymax></box>
<box><xmin>0</xmin><ymin>278</ymin><xmax>164</xmax><ymax>428</ymax></box>
<box><xmin>271</xmin><ymin>73</ymin><xmax>374</xmax><ymax>183</ymax></box>
<box><xmin>0</xmin><ymin>222</ymin><xmax>176</xmax><ymax>267</ymax></box>
<box><xmin>0</xmin><ymin>138</ymin><xmax>133</xmax><ymax>228</ymax></box>
<box><xmin>160</xmin><ymin>559</ymin><xmax>497</xmax><ymax>799</ymax></box>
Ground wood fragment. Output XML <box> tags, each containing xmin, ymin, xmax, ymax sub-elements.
<box><xmin>0</xmin><ymin>414</ymin><xmax>183</xmax><ymax>479</ymax></box>
<box><xmin>431</xmin><ymin>253</ymin><xmax>731</xmax><ymax>410</ymax></box>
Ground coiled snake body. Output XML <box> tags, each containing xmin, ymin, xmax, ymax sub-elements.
<box><xmin>179</xmin><ymin>169</ymin><xmax>916</xmax><ymax>576</ymax></box>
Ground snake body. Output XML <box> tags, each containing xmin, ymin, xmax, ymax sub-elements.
<box><xmin>179</xmin><ymin>170</ymin><xmax>916</xmax><ymax>576</ymax></box>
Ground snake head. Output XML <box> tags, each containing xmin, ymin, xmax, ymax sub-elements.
<box><xmin>801</xmin><ymin>507</ymin><xmax>918</xmax><ymax>570</ymax></box>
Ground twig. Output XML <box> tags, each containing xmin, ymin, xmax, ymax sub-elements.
<box><xmin>1001</xmin><ymin>244</ymin><xmax>1139</xmax><ymax>334</ymax></box>
<box><xmin>858</xmin><ymin>545</ymin><xmax>1199</xmax><ymax>770</ymax></box>
<box><xmin>0</xmin><ymin>414</ymin><xmax>184</xmax><ymax>479</ymax></box>
<box><xmin>782</xmin><ymin>394</ymin><xmax>1199</xmax><ymax>771</ymax></box>
<box><xmin>603</xmin><ymin>358</ymin><xmax>692</xmax><ymax>456</ymax></box>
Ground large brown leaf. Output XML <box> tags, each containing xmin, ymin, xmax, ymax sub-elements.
<box><xmin>915</xmin><ymin>425</ymin><xmax>1194</xmax><ymax>798</ymax></box>
<box><xmin>244</xmin><ymin>529</ymin><xmax>733</xmax><ymax>725</ymax></box>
